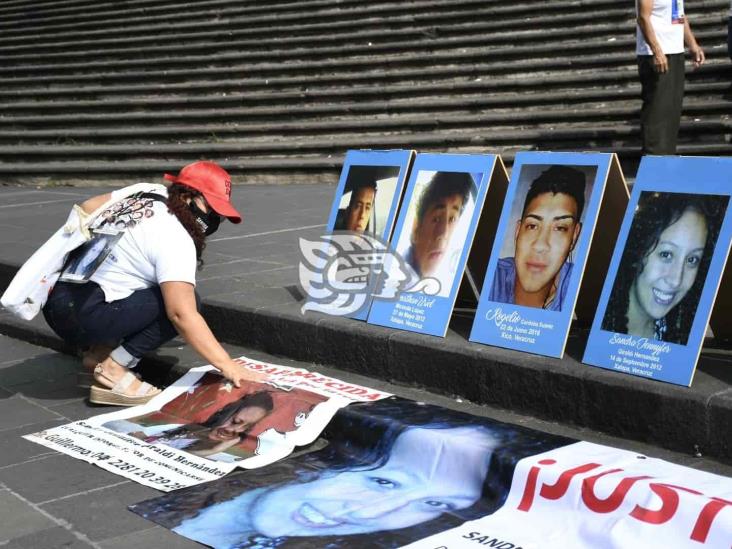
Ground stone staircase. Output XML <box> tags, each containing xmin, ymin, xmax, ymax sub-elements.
<box><xmin>0</xmin><ymin>0</ymin><xmax>730</xmax><ymax>185</ymax></box>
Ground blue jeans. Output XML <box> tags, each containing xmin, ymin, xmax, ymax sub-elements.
<box><xmin>43</xmin><ymin>281</ymin><xmax>181</xmax><ymax>367</ymax></box>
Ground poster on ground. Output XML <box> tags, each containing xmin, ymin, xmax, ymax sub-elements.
<box><xmin>583</xmin><ymin>156</ymin><xmax>732</xmax><ymax>386</ymax></box>
<box><xmin>24</xmin><ymin>356</ymin><xmax>391</xmax><ymax>491</ymax></box>
<box><xmin>130</xmin><ymin>397</ymin><xmax>572</xmax><ymax>547</ymax></box>
<box><xmin>130</xmin><ymin>398</ymin><xmax>732</xmax><ymax>548</ymax></box>
<box><xmin>368</xmin><ymin>153</ymin><xmax>503</xmax><ymax>337</ymax></box>
<box><xmin>470</xmin><ymin>152</ymin><xmax>626</xmax><ymax>358</ymax></box>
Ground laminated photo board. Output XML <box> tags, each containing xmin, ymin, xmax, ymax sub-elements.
<box><xmin>470</xmin><ymin>152</ymin><xmax>628</xmax><ymax>358</ymax></box>
<box><xmin>583</xmin><ymin>156</ymin><xmax>732</xmax><ymax>386</ymax></box>
<box><xmin>368</xmin><ymin>153</ymin><xmax>508</xmax><ymax>337</ymax></box>
<box><xmin>304</xmin><ymin>149</ymin><xmax>414</xmax><ymax>320</ymax></box>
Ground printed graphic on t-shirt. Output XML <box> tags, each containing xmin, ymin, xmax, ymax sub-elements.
<box><xmin>99</xmin><ymin>196</ymin><xmax>158</xmax><ymax>230</ymax></box>
<box><xmin>672</xmin><ymin>0</ymin><xmax>685</xmax><ymax>24</ymax></box>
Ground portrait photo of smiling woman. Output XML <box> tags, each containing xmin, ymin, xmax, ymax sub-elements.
<box><xmin>131</xmin><ymin>398</ymin><xmax>568</xmax><ymax>549</ymax></box>
<box><xmin>489</xmin><ymin>164</ymin><xmax>596</xmax><ymax>311</ymax></box>
<box><xmin>104</xmin><ymin>391</ymin><xmax>275</xmax><ymax>462</ymax></box>
<box><xmin>602</xmin><ymin>191</ymin><xmax>729</xmax><ymax>345</ymax></box>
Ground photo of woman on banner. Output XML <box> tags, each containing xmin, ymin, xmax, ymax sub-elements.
<box><xmin>397</xmin><ymin>170</ymin><xmax>477</xmax><ymax>297</ymax></box>
<box><xmin>489</xmin><ymin>165</ymin><xmax>593</xmax><ymax>311</ymax></box>
<box><xmin>601</xmin><ymin>191</ymin><xmax>728</xmax><ymax>345</ymax></box>
<box><xmin>332</xmin><ymin>165</ymin><xmax>401</xmax><ymax>234</ymax></box>
<box><xmin>131</xmin><ymin>398</ymin><xmax>568</xmax><ymax>548</ymax></box>
<box><xmin>104</xmin><ymin>391</ymin><xmax>274</xmax><ymax>462</ymax></box>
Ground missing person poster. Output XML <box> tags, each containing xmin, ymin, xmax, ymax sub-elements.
<box><xmin>368</xmin><ymin>153</ymin><xmax>499</xmax><ymax>337</ymax></box>
<box><xmin>303</xmin><ymin>149</ymin><xmax>414</xmax><ymax>320</ymax></box>
<box><xmin>583</xmin><ymin>156</ymin><xmax>732</xmax><ymax>386</ymax></box>
<box><xmin>470</xmin><ymin>152</ymin><xmax>617</xmax><ymax>358</ymax></box>
<box><xmin>24</xmin><ymin>356</ymin><xmax>391</xmax><ymax>491</ymax></box>
<box><xmin>130</xmin><ymin>397</ymin><xmax>572</xmax><ymax>547</ymax></box>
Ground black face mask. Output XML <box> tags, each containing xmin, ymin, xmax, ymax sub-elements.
<box><xmin>189</xmin><ymin>200</ymin><xmax>221</xmax><ymax>236</ymax></box>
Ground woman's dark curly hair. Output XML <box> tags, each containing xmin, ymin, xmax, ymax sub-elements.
<box><xmin>131</xmin><ymin>397</ymin><xmax>570</xmax><ymax>548</ymax></box>
<box><xmin>601</xmin><ymin>191</ymin><xmax>728</xmax><ymax>344</ymax></box>
<box><xmin>166</xmin><ymin>184</ymin><xmax>206</xmax><ymax>265</ymax></box>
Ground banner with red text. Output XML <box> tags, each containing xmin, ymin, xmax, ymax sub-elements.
<box><xmin>406</xmin><ymin>441</ymin><xmax>731</xmax><ymax>548</ymax></box>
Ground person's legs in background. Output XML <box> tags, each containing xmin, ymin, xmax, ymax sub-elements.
<box><xmin>637</xmin><ymin>53</ymin><xmax>686</xmax><ymax>155</ymax></box>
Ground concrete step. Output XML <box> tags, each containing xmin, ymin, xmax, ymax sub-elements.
<box><xmin>0</xmin><ymin>0</ymin><xmax>637</xmax><ymax>39</ymax></box>
<box><xmin>1</xmin><ymin>56</ymin><xmax>728</xmax><ymax>101</ymax></box>
<box><xmin>0</xmin><ymin>109</ymin><xmax>659</xmax><ymax>143</ymax></box>
<box><xmin>4</xmin><ymin>26</ymin><xmax>728</xmax><ymax>79</ymax></box>
<box><xmin>0</xmin><ymin>105</ymin><xmax>728</xmax><ymax>145</ymax></box>
<box><xmin>0</xmin><ymin>128</ymin><xmax>729</xmax><ymax>167</ymax></box>
<box><xmin>0</xmin><ymin>4</ymin><xmax>635</xmax><ymax>55</ymax></box>
<box><xmin>7</xmin><ymin>10</ymin><xmax>724</xmax><ymax>64</ymax></box>
<box><xmin>1</xmin><ymin>78</ymin><xmax>728</xmax><ymax>129</ymax></box>
<box><xmin>4</xmin><ymin>42</ymin><xmax>730</xmax><ymax>96</ymax></box>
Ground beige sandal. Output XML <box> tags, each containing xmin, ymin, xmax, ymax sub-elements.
<box><xmin>78</xmin><ymin>347</ymin><xmax>113</xmax><ymax>388</ymax></box>
<box><xmin>89</xmin><ymin>365</ymin><xmax>161</xmax><ymax>406</ymax></box>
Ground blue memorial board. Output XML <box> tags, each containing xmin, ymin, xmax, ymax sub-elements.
<box><xmin>367</xmin><ymin>153</ymin><xmax>499</xmax><ymax>337</ymax></box>
<box><xmin>470</xmin><ymin>152</ymin><xmax>617</xmax><ymax>358</ymax></box>
<box><xmin>583</xmin><ymin>156</ymin><xmax>732</xmax><ymax>386</ymax></box>
<box><xmin>310</xmin><ymin>149</ymin><xmax>413</xmax><ymax>320</ymax></box>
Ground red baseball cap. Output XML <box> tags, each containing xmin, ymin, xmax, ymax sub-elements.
<box><xmin>163</xmin><ymin>161</ymin><xmax>242</xmax><ymax>223</ymax></box>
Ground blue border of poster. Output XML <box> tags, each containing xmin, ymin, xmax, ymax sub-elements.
<box><xmin>583</xmin><ymin>156</ymin><xmax>732</xmax><ymax>386</ymax></box>
<box><xmin>321</xmin><ymin>149</ymin><xmax>413</xmax><ymax>320</ymax></box>
<box><xmin>368</xmin><ymin>153</ymin><xmax>496</xmax><ymax>337</ymax></box>
<box><xmin>469</xmin><ymin>152</ymin><xmax>614</xmax><ymax>358</ymax></box>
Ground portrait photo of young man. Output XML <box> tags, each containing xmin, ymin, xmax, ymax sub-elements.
<box><xmin>332</xmin><ymin>165</ymin><xmax>401</xmax><ymax>235</ymax></box>
<box><xmin>396</xmin><ymin>170</ymin><xmax>477</xmax><ymax>296</ymax></box>
<box><xmin>489</xmin><ymin>165</ymin><xmax>594</xmax><ymax>311</ymax></box>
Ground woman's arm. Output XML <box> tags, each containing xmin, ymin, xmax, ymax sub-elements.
<box><xmin>80</xmin><ymin>192</ymin><xmax>112</xmax><ymax>214</ymax></box>
<box><xmin>637</xmin><ymin>0</ymin><xmax>667</xmax><ymax>73</ymax></box>
<box><xmin>160</xmin><ymin>281</ymin><xmax>264</xmax><ymax>387</ymax></box>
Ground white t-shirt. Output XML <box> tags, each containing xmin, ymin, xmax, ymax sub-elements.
<box><xmin>90</xmin><ymin>184</ymin><xmax>197</xmax><ymax>302</ymax></box>
<box><xmin>636</xmin><ymin>0</ymin><xmax>686</xmax><ymax>55</ymax></box>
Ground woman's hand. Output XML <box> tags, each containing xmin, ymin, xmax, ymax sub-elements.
<box><xmin>216</xmin><ymin>359</ymin><xmax>267</xmax><ymax>388</ymax></box>
<box><xmin>161</xmin><ymin>282</ymin><xmax>267</xmax><ymax>387</ymax></box>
